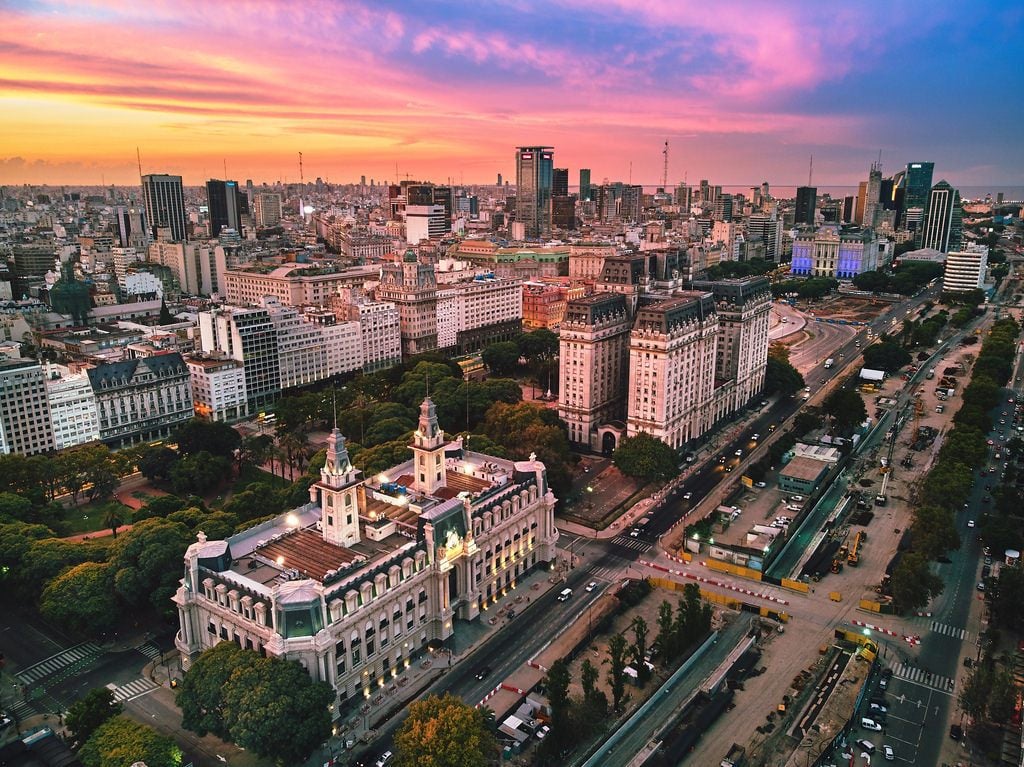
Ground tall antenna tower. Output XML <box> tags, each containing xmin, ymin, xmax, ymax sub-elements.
<box><xmin>808</xmin><ymin>154</ymin><xmax>814</xmax><ymax>187</ymax></box>
<box><xmin>223</xmin><ymin>158</ymin><xmax>228</xmax><ymax>179</ymax></box>
<box><xmin>298</xmin><ymin>152</ymin><xmax>304</xmax><ymax>187</ymax></box>
<box><xmin>136</xmin><ymin>147</ymin><xmax>143</xmax><ymax>179</ymax></box>
<box><xmin>662</xmin><ymin>140</ymin><xmax>669</xmax><ymax>189</ymax></box>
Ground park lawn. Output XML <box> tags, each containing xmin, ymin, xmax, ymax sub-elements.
<box><xmin>235</xmin><ymin>462</ymin><xmax>290</xmax><ymax>491</ymax></box>
<box><xmin>58</xmin><ymin>498</ymin><xmax>134</xmax><ymax>535</ymax></box>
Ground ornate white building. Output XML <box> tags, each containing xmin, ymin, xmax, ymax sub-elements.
<box><xmin>174</xmin><ymin>397</ymin><xmax>558</xmax><ymax>718</ymax></box>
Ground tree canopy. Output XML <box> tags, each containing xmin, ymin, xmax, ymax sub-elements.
<box><xmin>394</xmin><ymin>693</ymin><xmax>498</xmax><ymax>767</ymax></box>
<box><xmin>39</xmin><ymin>562</ymin><xmax>119</xmax><ymax>636</ymax></box>
<box><xmin>861</xmin><ymin>341</ymin><xmax>911</xmax><ymax>373</ymax></box>
<box><xmin>177</xmin><ymin>642</ymin><xmax>332</xmax><ymax>763</ymax></box>
<box><xmin>822</xmin><ymin>388</ymin><xmax>868</xmax><ymax>432</ymax></box>
<box><xmin>66</xmin><ymin>687</ymin><xmax>122</xmax><ymax>748</ymax></box>
<box><xmin>79</xmin><ymin>716</ymin><xmax>180</xmax><ymax>767</ymax></box>
<box><xmin>613</xmin><ymin>433</ymin><xmax>679</xmax><ymax>482</ymax></box>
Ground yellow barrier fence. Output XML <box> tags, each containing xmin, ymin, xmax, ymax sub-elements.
<box><xmin>859</xmin><ymin>599</ymin><xmax>882</xmax><ymax>612</ymax></box>
<box><xmin>704</xmin><ymin>558</ymin><xmax>763</xmax><ymax>582</ymax></box>
<box><xmin>781</xmin><ymin>578</ymin><xmax>810</xmax><ymax>594</ymax></box>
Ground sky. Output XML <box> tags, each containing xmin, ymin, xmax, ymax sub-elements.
<box><xmin>1</xmin><ymin>0</ymin><xmax>1022</xmax><ymax>188</ymax></box>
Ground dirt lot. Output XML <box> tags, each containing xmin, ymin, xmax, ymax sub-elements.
<box><xmin>812</xmin><ymin>295</ymin><xmax>895</xmax><ymax>322</ymax></box>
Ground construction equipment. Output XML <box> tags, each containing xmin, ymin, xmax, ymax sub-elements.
<box><xmin>847</xmin><ymin>531</ymin><xmax>865</xmax><ymax>566</ymax></box>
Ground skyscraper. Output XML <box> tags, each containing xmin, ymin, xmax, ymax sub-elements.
<box><xmin>794</xmin><ymin>186</ymin><xmax>817</xmax><ymax>226</ymax></box>
<box><xmin>142</xmin><ymin>174</ymin><xmax>188</xmax><ymax>242</ymax></box>
<box><xmin>579</xmin><ymin>168</ymin><xmax>591</xmax><ymax>201</ymax></box>
<box><xmin>903</xmin><ymin>162</ymin><xmax>935</xmax><ymax>214</ymax></box>
<box><xmin>516</xmin><ymin>146</ymin><xmax>554</xmax><ymax>239</ymax></box>
<box><xmin>552</xmin><ymin>168</ymin><xmax>569</xmax><ymax>197</ymax></box>
<box><xmin>862</xmin><ymin>163</ymin><xmax>883</xmax><ymax>229</ymax></box>
<box><xmin>922</xmin><ymin>181</ymin><xmax>963</xmax><ymax>253</ymax></box>
<box><xmin>206</xmin><ymin>179</ymin><xmax>245</xmax><ymax>237</ymax></box>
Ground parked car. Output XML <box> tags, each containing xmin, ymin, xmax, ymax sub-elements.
<box><xmin>683</xmin><ymin>491</ymin><xmax>693</xmax><ymax>500</ymax></box>
<box><xmin>856</xmin><ymin>739</ymin><xmax>876</xmax><ymax>754</ymax></box>
<box><xmin>883</xmin><ymin>744</ymin><xmax>895</xmax><ymax>761</ymax></box>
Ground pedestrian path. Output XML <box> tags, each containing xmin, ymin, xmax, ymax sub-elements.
<box><xmin>610</xmin><ymin>535</ymin><xmax>652</xmax><ymax>553</ymax></box>
<box><xmin>893</xmin><ymin>663</ymin><xmax>956</xmax><ymax>692</ymax></box>
<box><xmin>16</xmin><ymin>642</ymin><xmax>102</xmax><ymax>684</ymax></box>
<box><xmin>107</xmin><ymin>677</ymin><xmax>158</xmax><ymax>704</ymax></box>
<box><xmin>134</xmin><ymin>642</ymin><xmax>162</xmax><ymax>662</ymax></box>
<box><xmin>587</xmin><ymin>565</ymin><xmax>620</xmax><ymax>580</ymax></box>
<box><xmin>930</xmin><ymin>620</ymin><xmax>970</xmax><ymax>640</ymax></box>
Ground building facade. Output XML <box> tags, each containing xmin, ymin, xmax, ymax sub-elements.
<box><xmin>922</xmin><ymin>181</ymin><xmax>963</xmax><ymax>253</ymax></box>
<box><xmin>0</xmin><ymin>358</ymin><xmax>55</xmax><ymax>455</ymax></box>
<box><xmin>45</xmin><ymin>365</ymin><xmax>100</xmax><ymax>450</ymax></box>
<box><xmin>558</xmin><ymin>293</ymin><xmax>631</xmax><ymax>451</ymax></box>
<box><xmin>405</xmin><ymin>205</ymin><xmax>448</xmax><ymax>246</ymax></box>
<box><xmin>334</xmin><ymin>292</ymin><xmax>402</xmax><ymax>373</ymax></box>
<box><xmin>87</xmin><ymin>352</ymin><xmax>194</xmax><ymax>448</ymax></box>
<box><xmin>376</xmin><ymin>251</ymin><xmax>438</xmax><ymax>357</ymax></box>
<box><xmin>625</xmin><ymin>293</ymin><xmax>719</xmax><ymax>449</ymax></box>
<box><xmin>142</xmin><ymin>174</ymin><xmax>188</xmax><ymax>242</ymax></box>
<box><xmin>221</xmin><ymin>264</ymin><xmax>380</xmax><ymax>308</ymax></box>
<box><xmin>942</xmin><ymin>244</ymin><xmax>988</xmax><ymax>293</ymax></box>
<box><xmin>187</xmin><ymin>355</ymin><xmax>249</xmax><ymax>423</ymax></box>
<box><xmin>790</xmin><ymin>227</ymin><xmax>879</xmax><ymax>279</ymax></box>
<box><xmin>173</xmin><ymin>397</ymin><xmax>559</xmax><ymax>720</ymax></box>
<box><xmin>434</xmin><ymin>276</ymin><xmax>522</xmax><ymax>354</ymax></box>
<box><xmin>515</xmin><ymin>146</ymin><xmax>554</xmax><ymax>240</ymax></box>
<box><xmin>199</xmin><ymin>307</ymin><xmax>281</xmax><ymax>408</ymax></box>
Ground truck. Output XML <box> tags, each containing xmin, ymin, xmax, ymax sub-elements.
<box><xmin>824</xmin><ymin>358</ymin><xmax>835</xmax><ymax>369</ymax></box>
<box><xmin>721</xmin><ymin>743</ymin><xmax>746</xmax><ymax>767</ymax></box>
<box><xmin>926</xmin><ymin>369</ymin><xmax>935</xmax><ymax>379</ymax></box>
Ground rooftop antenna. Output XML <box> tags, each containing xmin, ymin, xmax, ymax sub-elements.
<box><xmin>629</xmin><ymin>161</ymin><xmax>632</xmax><ymax>185</ymax></box>
<box><xmin>662</xmin><ymin>140</ymin><xmax>669</xmax><ymax>190</ymax></box>
<box><xmin>808</xmin><ymin>154</ymin><xmax>813</xmax><ymax>187</ymax></box>
<box><xmin>223</xmin><ymin>158</ymin><xmax>227</xmax><ymax>179</ymax></box>
<box><xmin>298</xmin><ymin>152</ymin><xmax>304</xmax><ymax>187</ymax></box>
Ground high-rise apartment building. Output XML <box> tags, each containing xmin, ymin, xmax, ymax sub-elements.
<box><xmin>199</xmin><ymin>307</ymin><xmax>281</xmax><ymax>409</ymax></box>
<box><xmin>713</xmin><ymin>194</ymin><xmax>734</xmax><ymax>222</ymax></box>
<box><xmin>405</xmin><ymin>204</ymin><xmax>448</xmax><ymax>245</ymax></box>
<box><xmin>45</xmin><ymin>365</ymin><xmax>100</xmax><ymax>450</ymax></box>
<box><xmin>746</xmin><ymin>215</ymin><xmax>784</xmax><ymax>262</ymax></box>
<box><xmin>334</xmin><ymin>291</ymin><xmax>402</xmax><ymax>373</ymax></box>
<box><xmin>942</xmin><ymin>244</ymin><xmax>988</xmax><ymax>293</ymax></box>
<box><xmin>434</xmin><ymin>276</ymin><xmax>522</xmax><ymax>354</ymax></box>
<box><xmin>186</xmin><ymin>355</ymin><xmax>249</xmax><ymax>422</ymax></box>
<box><xmin>922</xmin><ymin>181</ymin><xmax>963</xmax><ymax>253</ymax></box>
<box><xmin>206</xmin><ymin>179</ymin><xmax>247</xmax><ymax>237</ymax></box>
<box><xmin>691</xmin><ymin>278</ymin><xmax>771</xmax><ymax>417</ymax></box>
<box><xmin>552</xmin><ymin>168</ymin><xmax>569</xmax><ymax>197</ymax></box>
<box><xmin>558</xmin><ymin>293</ymin><xmax>631</xmax><ymax>450</ymax></box>
<box><xmin>515</xmin><ymin>146</ymin><xmax>554</xmax><ymax>239</ymax></box>
<box><xmin>115</xmin><ymin>205</ymin><xmax>149</xmax><ymax>249</ymax></box>
<box><xmin>626</xmin><ymin>293</ymin><xmax>718</xmax><ymax>449</ymax></box>
<box><xmin>579</xmin><ymin>169</ymin><xmax>591</xmax><ymax>201</ymax></box>
<box><xmin>142</xmin><ymin>174</ymin><xmax>188</xmax><ymax>242</ymax></box>
<box><xmin>253</xmin><ymin>192</ymin><xmax>283</xmax><ymax>228</ymax></box>
<box><xmin>376</xmin><ymin>250</ymin><xmax>438</xmax><ymax>357</ymax></box>
<box><xmin>87</xmin><ymin>353</ymin><xmax>194</xmax><ymax>448</ymax></box>
<box><xmin>795</xmin><ymin>186</ymin><xmax>817</xmax><ymax>226</ymax></box>
<box><xmin>0</xmin><ymin>358</ymin><xmax>55</xmax><ymax>455</ymax></box>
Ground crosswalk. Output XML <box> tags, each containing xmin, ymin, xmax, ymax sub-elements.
<box><xmin>16</xmin><ymin>642</ymin><xmax>102</xmax><ymax>684</ymax></box>
<box><xmin>587</xmin><ymin>566</ymin><xmax>620</xmax><ymax>580</ymax></box>
<box><xmin>107</xmin><ymin>677</ymin><xmax>159</xmax><ymax>704</ymax></box>
<box><xmin>611</xmin><ymin>535</ymin><xmax>652</xmax><ymax>553</ymax></box>
<box><xmin>135</xmin><ymin>642</ymin><xmax>162</xmax><ymax>662</ymax></box>
<box><xmin>6</xmin><ymin>698</ymin><xmax>37</xmax><ymax>722</ymax></box>
<box><xmin>930</xmin><ymin>621</ymin><xmax>970</xmax><ymax>640</ymax></box>
<box><xmin>893</xmin><ymin>663</ymin><xmax>956</xmax><ymax>692</ymax></box>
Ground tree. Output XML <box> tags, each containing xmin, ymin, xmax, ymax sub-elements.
<box><xmin>0</xmin><ymin>492</ymin><xmax>34</xmax><ymax>523</ymax></box>
<box><xmin>170</xmin><ymin>451</ymin><xmax>231</xmax><ymax>496</ymax></box>
<box><xmin>890</xmin><ymin>552</ymin><xmax>944</xmax><ymax>613</ymax></box>
<box><xmin>158</xmin><ymin>298</ymin><xmax>173</xmax><ymax>324</ymax></box>
<box><xmin>630</xmin><ymin>616</ymin><xmax>650</xmax><ymax>685</ymax></box>
<box><xmin>102</xmin><ymin>508</ymin><xmax>125</xmax><ymax>538</ymax></box>
<box><xmin>988</xmin><ymin>564</ymin><xmax>1024</xmax><ymax>633</ymax></box>
<box><xmin>581</xmin><ymin>658</ymin><xmax>600</xmax><ymax>703</ymax></box>
<box><xmin>175</xmin><ymin>419</ymin><xmax>242</xmax><ymax>458</ymax></box>
<box><xmin>607</xmin><ymin>632</ymin><xmax>629</xmax><ymax>712</ymax></box>
<box><xmin>66</xmin><ymin>687</ymin><xmax>122</xmax><ymax>748</ymax></box>
<box><xmin>655</xmin><ymin>599</ymin><xmax>675</xmax><ymax>661</ymax></box>
<box><xmin>544</xmin><ymin>658</ymin><xmax>571</xmax><ymax>745</ymax></box>
<box><xmin>108</xmin><ymin>517</ymin><xmax>192</xmax><ymax>616</ymax></box>
<box><xmin>394</xmin><ymin>693</ymin><xmax>498</xmax><ymax>767</ymax></box>
<box><xmin>179</xmin><ymin>643</ymin><xmax>333</xmax><ymax>763</ymax></box>
<box><xmin>861</xmin><ymin>342</ymin><xmax>911</xmax><ymax>373</ymax></box>
<box><xmin>481</xmin><ymin>341</ymin><xmax>521</xmax><ymax>377</ymax></box>
<box><xmin>822</xmin><ymin>388</ymin><xmax>868</xmax><ymax>432</ymax></box>
<box><xmin>79</xmin><ymin>716</ymin><xmax>180</xmax><ymax>767</ymax></box>
<box><xmin>911</xmin><ymin>505</ymin><xmax>960</xmax><ymax>560</ymax></box>
<box><xmin>39</xmin><ymin>562</ymin><xmax>119</xmax><ymax>637</ymax></box>
<box><xmin>613</xmin><ymin>432</ymin><xmax>679</xmax><ymax>482</ymax></box>
<box><xmin>220</xmin><ymin>654</ymin><xmax>333</xmax><ymax>763</ymax></box>
<box><xmin>138</xmin><ymin>447</ymin><xmax>179</xmax><ymax>483</ymax></box>
<box><xmin>764</xmin><ymin>356</ymin><xmax>805</xmax><ymax>398</ymax></box>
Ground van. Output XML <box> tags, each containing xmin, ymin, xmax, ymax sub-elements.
<box><xmin>557</xmin><ymin>588</ymin><xmax>572</xmax><ymax>602</ymax></box>
<box><xmin>861</xmin><ymin>717</ymin><xmax>882</xmax><ymax>731</ymax></box>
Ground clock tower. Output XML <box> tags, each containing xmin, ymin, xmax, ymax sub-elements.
<box><xmin>311</xmin><ymin>427</ymin><xmax>362</xmax><ymax>547</ymax></box>
<box><xmin>411</xmin><ymin>396</ymin><xmax>447</xmax><ymax>496</ymax></box>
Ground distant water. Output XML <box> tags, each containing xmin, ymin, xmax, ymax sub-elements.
<box><xmin>616</xmin><ymin>185</ymin><xmax>1024</xmax><ymax>202</ymax></box>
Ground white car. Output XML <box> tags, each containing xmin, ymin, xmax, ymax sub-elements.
<box><xmin>883</xmin><ymin>744</ymin><xmax>895</xmax><ymax>761</ymax></box>
<box><xmin>967</xmin><ymin>519</ymin><xmax>975</xmax><ymax>528</ymax></box>
<box><xmin>586</xmin><ymin>581</ymin><xmax>598</xmax><ymax>592</ymax></box>
<box><xmin>375</xmin><ymin>751</ymin><xmax>394</xmax><ymax>767</ymax></box>
<box><xmin>754</xmin><ymin>481</ymin><xmax>767</xmax><ymax>488</ymax></box>
<box><xmin>683</xmin><ymin>491</ymin><xmax>693</xmax><ymax>500</ymax></box>
<box><xmin>536</xmin><ymin>725</ymin><xmax>550</xmax><ymax>740</ymax></box>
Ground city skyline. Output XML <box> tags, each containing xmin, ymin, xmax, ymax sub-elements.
<box><xmin>2</xmin><ymin>1</ymin><xmax>1022</xmax><ymax>187</ymax></box>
